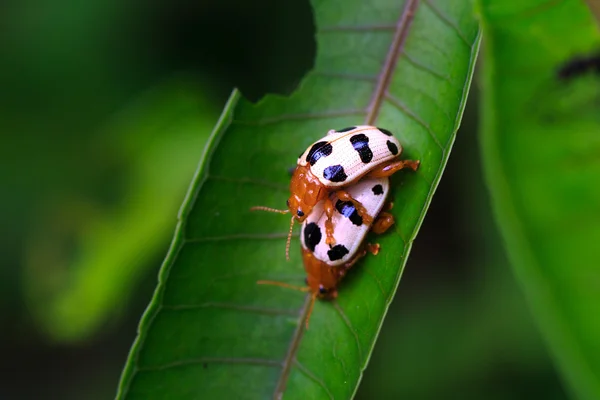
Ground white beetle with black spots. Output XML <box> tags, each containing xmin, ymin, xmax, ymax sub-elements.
<box><xmin>301</xmin><ymin>176</ymin><xmax>393</xmax><ymax>268</ymax></box>
<box><xmin>298</xmin><ymin>125</ymin><xmax>403</xmax><ymax>187</ymax></box>
<box><xmin>257</xmin><ymin>177</ymin><xmax>396</xmax><ymax>328</ymax></box>
<box><xmin>252</xmin><ymin>125</ymin><xmax>419</xmax><ymax>260</ymax></box>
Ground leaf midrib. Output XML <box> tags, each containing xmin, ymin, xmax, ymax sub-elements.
<box><xmin>272</xmin><ymin>1</ymin><xmax>420</xmax><ymax>398</ymax></box>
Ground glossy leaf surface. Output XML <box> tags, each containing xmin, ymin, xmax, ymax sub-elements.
<box><xmin>118</xmin><ymin>0</ymin><xmax>480</xmax><ymax>398</ymax></box>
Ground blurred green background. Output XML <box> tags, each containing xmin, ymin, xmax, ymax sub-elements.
<box><xmin>0</xmin><ymin>0</ymin><xmax>567</xmax><ymax>399</ymax></box>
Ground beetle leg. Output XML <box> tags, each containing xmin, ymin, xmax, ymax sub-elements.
<box><xmin>371</xmin><ymin>211</ymin><xmax>395</xmax><ymax>234</ymax></box>
<box><xmin>339</xmin><ymin>248</ymin><xmax>368</xmax><ymax>275</ymax></box>
<box><xmin>366</xmin><ymin>159</ymin><xmax>420</xmax><ymax>178</ymax></box>
<box><xmin>365</xmin><ymin>243</ymin><xmax>381</xmax><ymax>255</ymax></box>
<box><xmin>324</xmin><ymin>196</ymin><xmax>336</xmax><ymax>245</ymax></box>
<box><xmin>335</xmin><ymin>190</ymin><xmax>374</xmax><ymax>225</ymax></box>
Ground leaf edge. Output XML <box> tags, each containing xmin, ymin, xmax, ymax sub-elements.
<box><xmin>115</xmin><ymin>89</ymin><xmax>242</xmax><ymax>400</ymax></box>
<box><xmin>350</xmin><ymin>24</ymin><xmax>484</xmax><ymax>399</ymax></box>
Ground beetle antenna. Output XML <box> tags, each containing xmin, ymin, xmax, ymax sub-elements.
<box><xmin>285</xmin><ymin>215</ymin><xmax>294</xmax><ymax>261</ymax></box>
<box><xmin>250</xmin><ymin>206</ymin><xmax>289</xmax><ymax>214</ymax></box>
<box><xmin>257</xmin><ymin>280</ymin><xmax>310</xmax><ymax>292</ymax></box>
<box><xmin>304</xmin><ymin>292</ymin><xmax>318</xmax><ymax>329</ymax></box>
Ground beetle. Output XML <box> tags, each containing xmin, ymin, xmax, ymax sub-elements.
<box><xmin>300</xmin><ymin>176</ymin><xmax>394</xmax><ymax>297</ymax></box>
<box><xmin>259</xmin><ymin>176</ymin><xmax>396</xmax><ymax>328</ymax></box>
<box><xmin>252</xmin><ymin>125</ymin><xmax>418</xmax><ymax>259</ymax></box>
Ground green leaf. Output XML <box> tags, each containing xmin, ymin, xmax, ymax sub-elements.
<box><xmin>118</xmin><ymin>1</ymin><xmax>480</xmax><ymax>398</ymax></box>
<box><xmin>359</xmin><ymin>263</ymin><xmax>561</xmax><ymax>399</ymax></box>
<box><xmin>478</xmin><ymin>0</ymin><xmax>600</xmax><ymax>398</ymax></box>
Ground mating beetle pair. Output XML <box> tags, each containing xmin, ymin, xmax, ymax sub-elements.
<box><xmin>253</xmin><ymin>125</ymin><xmax>419</xmax><ymax>325</ymax></box>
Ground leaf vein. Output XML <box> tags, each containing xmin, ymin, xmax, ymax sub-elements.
<box><xmin>362</xmin><ymin>267</ymin><xmax>387</xmax><ymax>298</ymax></box>
<box><xmin>162</xmin><ymin>302</ymin><xmax>299</xmax><ymax>316</ymax></box>
<box><xmin>332</xmin><ymin>340</ymin><xmax>350</xmax><ymax>381</ymax></box>
<box><xmin>319</xmin><ymin>24</ymin><xmax>396</xmax><ymax>33</ymax></box>
<box><xmin>233</xmin><ymin>109</ymin><xmax>367</xmax><ymax>127</ymax></box>
<box><xmin>366</xmin><ymin>0</ymin><xmax>420</xmax><ymax>124</ymax></box>
<box><xmin>384</xmin><ymin>92</ymin><xmax>443</xmax><ymax>149</ymax></box>
<box><xmin>185</xmin><ymin>232</ymin><xmax>293</xmax><ymax>243</ymax></box>
<box><xmin>273</xmin><ymin>294</ymin><xmax>312</xmax><ymax>399</ymax></box>
<box><xmin>332</xmin><ymin>300</ymin><xmax>363</xmax><ymax>363</ymax></box>
<box><xmin>394</xmin><ymin>226</ymin><xmax>408</xmax><ymax>247</ymax></box>
<box><xmin>400</xmin><ymin>81</ymin><xmax>455</xmax><ymax>122</ymax></box>
<box><xmin>293</xmin><ymin>359</ymin><xmax>335</xmax><ymax>400</ymax></box>
<box><xmin>312</xmin><ymin>71</ymin><xmax>378</xmax><ymax>81</ymax></box>
<box><xmin>402</xmin><ymin>51</ymin><xmax>453</xmax><ymax>84</ymax></box>
<box><xmin>137</xmin><ymin>357</ymin><xmax>282</xmax><ymax>372</ymax></box>
<box><xmin>423</xmin><ymin>0</ymin><xmax>471</xmax><ymax>46</ymax></box>
<box><xmin>116</xmin><ymin>92</ymin><xmax>242</xmax><ymax>399</ymax></box>
<box><xmin>209</xmin><ymin>175</ymin><xmax>288</xmax><ymax>191</ymax></box>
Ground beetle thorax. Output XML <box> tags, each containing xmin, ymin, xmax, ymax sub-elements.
<box><xmin>288</xmin><ymin>165</ymin><xmax>327</xmax><ymax>222</ymax></box>
<box><xmin>302</xmin><ymin>248</ymin><xmax>339</xmax><ymax>299</ymax></box>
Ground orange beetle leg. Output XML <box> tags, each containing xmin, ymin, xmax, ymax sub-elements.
<box><xmin>324</xmin><ymin>197</ymin><xmax>336</xmax><ymax>245</ymax></box>
<box><xmin>365</xmin><ymin>243</ymin><xmax>381</xmax><ymax>255</ymax></box>
<box><xmin>335</xmin><ymin>190</ymin><xmax>374</xmax><ymax>225</ymax></box>
<box><xmin>366</xmin><ymin>159</ymin><xmax>420</xmax><ymax>178</ymax></box>
<box><xmin>371</xmin><ymin>211</ymin><xmax>395</xmax><ymax>235</ymax></box>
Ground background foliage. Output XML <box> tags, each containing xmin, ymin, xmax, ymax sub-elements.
<box><xmin>1</xmin><ymin>0</ymin><xmax>597</xmax><ymax>398</ymax></box>
<box><xmin>479</xmin><ymin>0</ymin><xmax>600</xmax><ymax>398</ymax></box>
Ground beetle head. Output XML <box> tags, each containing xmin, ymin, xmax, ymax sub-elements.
<box><xmin>288</xmin><ymin>165</ymin><xmax>326</xmax><ymax>223</ymax></box>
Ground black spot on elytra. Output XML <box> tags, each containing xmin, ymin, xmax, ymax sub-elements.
<box><xmin>378</xmin><ymin>127</ymin><xmax>393</xmax><ymax>136</ymax></box>
<box><xmin>306</xmin><ymin>141</ymin><xmax>333</xmax><ymax>166</ymax></box>
<box><xmin>387</xmin><ymin>140</ymin><xmax>399</xmax><ymax>155</ymax></box>
<box><xmin>323</xmin><ymin>165</ymin><xmax>347</xmax><ymax>182</ymax></box>
<box><xmin>328</xmin><ymin>244</ymin><xmax>349</xmax><ymax>261</ymax></box>
<box><xmin>303</xmin><ymin>222</ymin><xmax>322</xmax><ymax>252</ymax></box>
<box><xmin>372</xmin><ymin>184</ymin><xmax>383</xmax><ymax>195</ymax></box>
<box><xmin>350</xmin><ymin>133</ymin><xmax>373</xmax><ymax>163</ymax></box>
<box><xmin>336</xmin><ymin>126</ymin><xmax>357</xmax><ymax>133</ymax></box>
<box><xmin>335</xmin><ymin>200</ymin><xmax>363</xmax><ymax>226</ymax></box>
